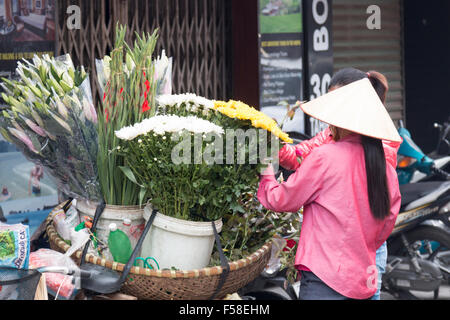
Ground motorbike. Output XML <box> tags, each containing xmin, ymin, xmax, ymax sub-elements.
<box><xmin>397</xmin><ymin>121</ymin><xmax>450</xmax><ymax>185</ymax></box>
<box><xmin>385</xmin><ymin>121</ymin><xmax>450</xmax><ymax>300</ymax></box>
<box><xmin>429</xmin><ymin>117</ymin><xmax>450</xmax><ymax>158</ymax></box>
<box><xmin>392</xmin><ymin>122</ymin><xmax>450</xmax><ymax>298</ymax></box>
<box><xmin>382</xmin><ymin>179</ymin><xmax>450</xmax><ymax>299</ymax></box>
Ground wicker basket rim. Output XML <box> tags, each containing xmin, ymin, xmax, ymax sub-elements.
<box><xmin>76</xmin><ymin>198</ymin><xmax>146</xmax><ymax>211</ymax></box>
<box><xmin>45</xmin><ymin>204</ymin><xmax>273</xmax><ymax>279</ymax></box>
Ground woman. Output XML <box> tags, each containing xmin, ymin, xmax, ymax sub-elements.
<box><xmin>258</xmin><ymin>69</ymin><xmax>402</xmax><ymax>300</ymax></box>
<box><xmin>279</xmin><ymin>69</ymin><xmax>401</xmax><ymax>300</ymax></box>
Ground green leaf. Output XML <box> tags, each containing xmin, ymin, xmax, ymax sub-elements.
<box><xmin>59</xmin><ymin>80</ymin><xmax>73</xmax><ymax>93</ymax></box>
<box><xmin>139</xmin><ymin>187</ymin><xmax>147</xmax><ymax>206</ymax></box>
<box><xmin>119</xmin><ymin>166</ymin><xmax>139</xmax><ymax>185</ymax></box>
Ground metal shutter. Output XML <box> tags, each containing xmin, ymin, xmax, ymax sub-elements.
<box><xmin>332</xmin><ymin>0</ymin><xmax>405</xmax><ymax>122</ymax></box>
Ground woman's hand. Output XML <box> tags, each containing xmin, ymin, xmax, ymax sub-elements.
<box><xmin>259</xmin><ymin>157</ymin><xmax>275</xmax><ymax>177</ymax></box>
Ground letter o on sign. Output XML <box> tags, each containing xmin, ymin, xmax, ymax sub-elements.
<box><xmin>312</xmin><ymin>0</ymin><xmax>328</xmax><ymax>25</ymax></box>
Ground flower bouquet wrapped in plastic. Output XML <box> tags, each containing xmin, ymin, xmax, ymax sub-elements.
<box><xmin>0</xmin><ymin>54</ymin><xmax>102</xmax><ymax>202</ymax></box>
<box><xmin>96</xmin><ymin>48</ymin><xmax>172</xmax><ymax>99</ymax></box>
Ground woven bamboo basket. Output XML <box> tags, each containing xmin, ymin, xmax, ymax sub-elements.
<box><xmin>45</xmin><ymin>203</ymin><xmax>272</xmax><ymax>300</ymax></box>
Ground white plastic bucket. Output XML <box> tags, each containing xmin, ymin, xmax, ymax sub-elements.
<box><xmin>140</xmin><ymin>205</ymin><xmax>223</xmax><ymax>271</ymax></box>
<box><xmin>76</xmin><ymin>199</ymin><xmax>145</xmax><ymax>261</ymax></box>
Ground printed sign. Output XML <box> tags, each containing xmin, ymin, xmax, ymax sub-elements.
<box><xmin>258</xmin><ymin>0</ymin><xmax>305</xmax><ymax>134</ymax></box>
<box><xmin>303</xmin><ymin>0</ymin><xmax>333</xmax><ymax>136</ymax></box>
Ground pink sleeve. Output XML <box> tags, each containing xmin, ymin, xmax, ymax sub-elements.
<box><xmin>382</xmin><ymin>139</ymin><xmax>403</xmax><ymax>168</ymax></box>
<box><xmin>295</xmin><ymin>127</ymin><xmax>333</xmax><ymax>159</ymax></box>
<box><xmin>258</xmin><ymin>149</ymin><xmax>325</xmax><ymax>213</ymax></box>
<box><xmin>278</xmin><ymin>128</ymin><xmax>333</xmax><ymax>171</ymax></box>
<box><xmin>278</xmin><ymin>144</ymin><xmax>300</xmax><ymax>171</ymax></box>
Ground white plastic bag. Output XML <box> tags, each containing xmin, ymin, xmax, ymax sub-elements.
<box><xmin>65</xmin><ymin>200</ymin><xmax>80</xmax><ymax>230</ymax></box>
<box><xmin>52</xmin><ymin>210</ymin><xmax>71</xmax><ymax>241</ymax></box>
<box><xmin>264</xmin><ymin>236</ymin><xmax>286</xmax><ymax>275</ymax></box>
<box><xmin>66</xmin><ymin>228</ymin><xmax>90</xmax><ymax>258</ymax></box>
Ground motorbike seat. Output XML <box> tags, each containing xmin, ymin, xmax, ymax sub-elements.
<box><xmin>399</xmin><ymin>181</ymin><xmax>449</xmax><ymax>209</ymax></box>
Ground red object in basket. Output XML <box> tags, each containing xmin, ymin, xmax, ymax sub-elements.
<box><xmin>29</xmin><ymin>249</ymin><xmax>76</xmax><ymax>299</ymax></box>
<box><xmin>283</xmin><ymin>239</ymin><xmax>297</xmax><ymax>252</ymax></box>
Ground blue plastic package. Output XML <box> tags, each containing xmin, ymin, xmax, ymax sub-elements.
<box><xmin>0</xmin><ymin>223</ymin><xmax>30</xmax><ymax>269</ymax></box>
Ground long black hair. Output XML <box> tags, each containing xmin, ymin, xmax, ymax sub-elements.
<box><xmin>329</xmin><ymin>68</ymin><xmax>391</xmax><ymax>220</ymax></box>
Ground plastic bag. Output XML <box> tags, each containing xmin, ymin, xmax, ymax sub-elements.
<box><xmin>52</xmin><ymin>209</ymin><xmax>71</xmax><ymax>242</ymax></box>
<box><xmin>29</xmin><ymin>249</ymin><xmax>79</xmax><ymax>300</ymax></box>
<box><xmin>65</xmin><ymin>228</ymin><xmax>90</xmax><ymax>258</ymax></box>
<box><xmin>264</xmin><ymin>236</ymin><xmax>286</xmax><ymax>275</ymax></box>
<box><xmin>154</xmin><ymin>50</ymin><xmax>173</xmax><ymax>96</ymax></box>
<box><xmin>65</xmin><ymin>201</ymin><xmax>80</xmax><ymax>230</ymax></box>
<box><xmin>0</xmin><ymin>223</ymin><xmax>30</xmax><ymax>269</ymax></box>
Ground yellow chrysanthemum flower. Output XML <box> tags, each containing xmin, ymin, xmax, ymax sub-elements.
<box><xmin>213</xmin><ymin>100</ymin><xmax>293</xmax><ymax>143</ymax></box>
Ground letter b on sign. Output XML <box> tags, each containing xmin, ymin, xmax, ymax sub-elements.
<box><xmin>312</xmin><ymin>0</ymin><xmax>329</xmax><ymax>51</ymax></box>
<box><xmin>313</xmin><ymin>27</ymin><xmax>329</xmax><ymax>51</ymax></box>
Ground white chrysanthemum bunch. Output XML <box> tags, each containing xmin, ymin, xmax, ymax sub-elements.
<box><xmin>115</xmin><ymin>114</ymin><xmax>224</xmax><ymax>141</ymax></box>
<box><xmin>114</xmin><ymin>114</ymin><xmax>231</xmax><ymax>220</ymax></box>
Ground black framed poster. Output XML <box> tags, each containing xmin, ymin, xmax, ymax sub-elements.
<box><xmin>258</xmin><ymin>0</ymin><xmax>305</xmax><ymax>134</ymax></box>
<box><xmin>0</xmin><ymin>0</ymin><xmax>56</xmax><ymax>80</ymax></box>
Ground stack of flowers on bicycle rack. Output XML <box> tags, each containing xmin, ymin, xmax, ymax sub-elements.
<box><xmin>112</xmin><ymin>93</ymin><xmax>293</xmax><ymax>270</ymax></box>
<box><xmin>67</xmin><ymin>24</ymin><xmax>174</xmax><ymax>263</ymax></box>
<box><xmin>0</xmin><ymin>21</ymin><xmax>295</xmax><ymax>285</ymax></box>
<box><xmin>0</xmin><ymin>24</ymin><xmax>173</xmax><ymax>264</ymax></box>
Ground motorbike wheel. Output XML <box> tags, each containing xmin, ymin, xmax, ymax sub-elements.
<box><xmin>389</xmin><ymin>226</ymin><xmax>450</xmax><ymax>284</ymax></box>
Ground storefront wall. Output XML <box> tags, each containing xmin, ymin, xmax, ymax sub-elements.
<box><xmin>55</xmin><ymin>0</ymin><xmax>232</xmax><ymax>104</ymax></box>
<box><xmin>332</xmin><ymin>0</ymin><xmax>405</xmax><ymax>124</ymax></box>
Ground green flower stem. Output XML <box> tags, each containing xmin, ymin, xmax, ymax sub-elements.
<box><xmin>97</xmin><ymin>24</ymin><xmax>159</xmax><ymax>205</ymax></box>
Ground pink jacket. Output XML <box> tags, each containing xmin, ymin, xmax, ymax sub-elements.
<box><xmin>258</xmin><ymin>134</ymin><xmax>402</xmax><ymax>299</ymax></box>
<box><xmin>279</xmin><ymin>127</ymin><xmax>401</xmax><ymax>170</ymax></box>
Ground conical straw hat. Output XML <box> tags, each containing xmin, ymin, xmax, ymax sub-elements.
<box><xmin>301</xmin><ymin>78</ymin><xmax>402</xmax><ymax>142</ymax></box>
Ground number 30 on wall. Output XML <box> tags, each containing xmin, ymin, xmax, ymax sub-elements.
<box><xmin>309</xmin><ymin>73</ymin><xmax>331</xmax><ymax>100</ymax></box>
